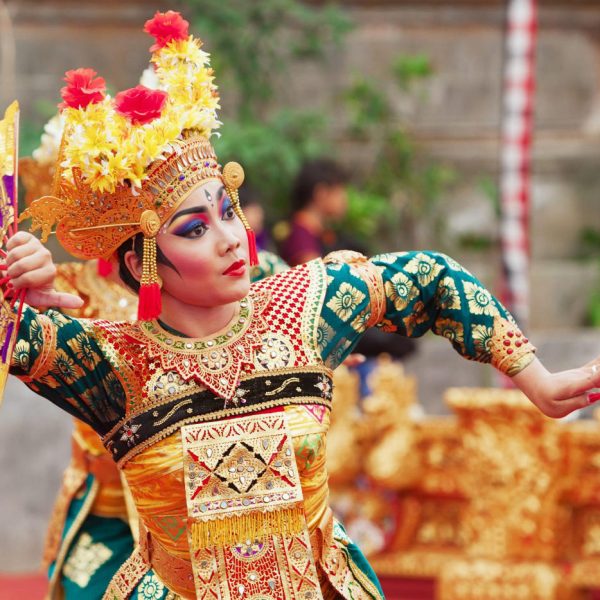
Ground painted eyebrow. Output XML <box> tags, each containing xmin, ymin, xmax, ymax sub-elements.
<box><xmin>167</xmin><ymin>205</ymin><xmax>208</xmax><ymax>227</ymax></box>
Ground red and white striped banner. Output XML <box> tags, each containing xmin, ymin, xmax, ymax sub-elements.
<box><xmin>499</xmin><ymin>0</ymin><xmax>537</xmax><ymax>326</ymax></box>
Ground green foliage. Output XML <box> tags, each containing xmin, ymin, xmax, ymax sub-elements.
<box><xmin>392</xmin><ymin>54</ymin><xmax>433</xmax><ymax>89</ymax></box>
<box><xmin>580</xmin><ymin>227</ymin><xmax>600</xmax><ymax>258</ymax></box>
<box><xmin>340</xmin><ymin>187</ymin><xmax>390</xmax><ymax>241</ymax></box>
<box><xmin>343</xmin><ymin>79</ymin><xmax>390</xmax><ymax>137</ymax></box>
<box><xmin>183</xmin><ymin>0</ymin><xmax>351</xmax><ymax>118</ymax></box>
<box><xmin>214</xmin><ymin>109</ymin><xmax>328</xmax><ymax>220</ymax></box>
<box><xmin>18</xmin><ymin>99</ymin><xmax>55</xmax><ymax>157</ymax></box>
<box><xmin>341</xmin><ymin>56</ymin><xmax>457</xmax><ymax>251</ymax></box>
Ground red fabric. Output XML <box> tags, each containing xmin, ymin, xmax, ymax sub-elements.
<box><xmin>114</xmin><ymin>85</ymin><xmax>168</xmax><ymax>126</ymax></box>
<box><xmin>59</xmin><ymin>68</ymin><xmax>106</xmax><ymax>110</ymax></box>
<box><xmin>143</xmin><ymin>11</ymin><xmax>189</xmax><ymax>52</ymax></box>
<box><xmin>97</xmin><ymin>258</ymin><xmax>114</xmax><ymax>278</ymax></box>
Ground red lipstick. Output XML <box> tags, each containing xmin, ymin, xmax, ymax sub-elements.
<box><xmin>223</xmin><ymin>259</ymin><xmax>246</xmax><ymax>276</ymax></box>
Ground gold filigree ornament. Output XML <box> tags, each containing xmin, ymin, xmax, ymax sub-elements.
<box><xmin>18</xmin><ymin>11</ymin><xmax>259</xmax><ymax>321</ymax></box>
<box><xmin>131</xmin><ymin>288</ymin><xmax>271</xmax><ymax>401</ymax></box>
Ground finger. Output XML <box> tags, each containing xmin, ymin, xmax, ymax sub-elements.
<box><xmin>5</xmin><ymin>231</ymin><xmax>34</xmax><ymax>252</ymax></box>
<box><xmin>7</xmin><ymin>251</ymin><xmax>53</xmax><ymax>280</ymax></box>
<box><xmin>10</xmin><ymin>263</ymin><xmax>56</xmax><ymax>290</ymax></box>
<box><xmin>6</xmin><ymin>237</ymin><xmax>47</xmax><ymax>266</ymax></box>
<box><xmin>551</xmin><ymin>367</ymin><xmax>600</xmax><ymax>401</ymax></box>
<box><xmin>24</xmin><ymin>289</ymin><xmax>83</xmax><ymax>309</ymax></box>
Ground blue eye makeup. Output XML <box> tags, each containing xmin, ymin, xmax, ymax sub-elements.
<box><xmin>171</xmin><ymin>215</ymin><xmax>209</xmax><ymax>237</ymax></box>
<box><xmin>220</xmin><ymin>196</ymin><xmax>233</xmax><ymax>218</ymax></box>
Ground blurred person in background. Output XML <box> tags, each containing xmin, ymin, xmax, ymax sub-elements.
<box><xmin>279</xmin><ymin>158</ymin><xmax>349</xmax><ymax>266</ymax></box>
<box><xmin>279</xmin><ymin>158</ymin><xmax>415</xmax><ymax>388</ymax></box>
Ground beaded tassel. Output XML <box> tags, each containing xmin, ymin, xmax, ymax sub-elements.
<box><xmin>138</xmin><ymin>210</ymin><xmax>162</xmax><ymax>320</ymax></box>
<box><xmin>222</xmin><ymin>161</ymin><xmax>259</xmax><ymax>267</ymax></box>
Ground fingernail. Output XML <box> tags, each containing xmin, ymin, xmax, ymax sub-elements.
<box><xmin>588</xmin><ymin>392</ymin><xmax>600</xmax><ymax>404</ymax></box>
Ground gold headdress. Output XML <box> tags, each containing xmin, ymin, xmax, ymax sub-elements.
<box><xmin>21</xmin><ymin>10</ymin><xmax>258</xmax><ymax>320</ymax></box>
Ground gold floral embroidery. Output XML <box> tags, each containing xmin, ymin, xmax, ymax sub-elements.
<box><xmin>63</xmin><ymin>532</ymin><xmax>113</xmax><ymax>588</ymax></box>
<box><xmin>316</xmin><ymin>318</ymin><xmax>335</xmax><ymax>353</ymax></box>
<box><xmin>403</xmin><ymin>301</ymin><xmax>430</xmax><ymax>336</ymax></box>
<box><xmin>28</xmin><ymin>317</ymin><xmax>44</xmax><ymax>352</ymax></box>
<box><xmin>351</xmin><ymin>309</ymin><xmax>370</xmax><ymax>334</ymax></box>
<box><xmin>13</xmin><ymin>339</ymin><xmax>31</xmax><ymax>371</ymax></box>
<box><xmin>372</xmin><ymin>252</ymin><xmax>400</xmax><ymax>265</ymax></box>
<box><xmin>404</xmin><ymin>252</ymin><xmax>444</xmax><ymax>287</ymax></box>
<box><xmin>326</xmin><ymin>282</ymin><xmax>365</xmax><ymax>322</ymax></box>
<box><xmin>435</xmin><ymin>276</ymin><xmax>461</xmax><ymax>310</ymax></box>
<box><xmin>434</xmin><ymin>318</ymin><xmax>465</xmax><ymax>349</ymax></box>
<box><xmin>67</xmin><ymin>332</ymin><xmax>102</xmax><ymax>370</ymax></box>
<box><xmin>54</xmin><ymin>348</ymin><xmax>85</xmax><ymax>384</ymax></box>
<box><xmin>384</xmin><ymin>271</ymin><xmax>418</xmax><ymax>311</ymax></box>
<box><xmin>472</xmin><ymin>324</ymin><xmax>494</xmax><ymax>361</ymax></box>
<box><xmin>47</xmin><ymin>309</ymin><xmax>72</xmax><ymax>328</ymax></box>
<box><xmin>463</xmin><ymin>281</ymin><xmax>499</xmax><ymax>317</ymax></box>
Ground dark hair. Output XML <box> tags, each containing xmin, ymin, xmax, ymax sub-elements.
<box><xmin>116</xmin><ymin>232</ymin><xmax>177</xmax><ymax>294</ymax></box>
<box><xmin>290</xmin><ymin>158</ymin><xmax>348</xmax><ymax>213</ymax></box>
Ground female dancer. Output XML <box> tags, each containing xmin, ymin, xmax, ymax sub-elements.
<box><xmin>5</xmin><ymin>10</ymin><xmax>600</xmax><ymax>600</ymax></box>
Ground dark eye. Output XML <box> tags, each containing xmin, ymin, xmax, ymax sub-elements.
<box><xmin>175</xmin><ymin>220</ymin><xmax>208</xmax><ymax>238</ymax></box>
<box><xmin>187</xmin><ymin>222</ymin><xmax>208</xmax><ymax>238</ymax></box>
<box><xmin>223</xmin><ymin>206</ymin><xmax>236</xmax><ymax>221</ymax></box>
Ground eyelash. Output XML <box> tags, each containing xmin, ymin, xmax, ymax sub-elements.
<box><xmin>174</xmin><ymin>205</ymin><xmax>236</xmax><ymax>238</ymax></box>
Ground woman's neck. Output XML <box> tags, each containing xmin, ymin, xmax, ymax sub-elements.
<box><xmin>158</xmin><ymin>294</ymin><xmax>239</xmax><ymax>338</ymax></box>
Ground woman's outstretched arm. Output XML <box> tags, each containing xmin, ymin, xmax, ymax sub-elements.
<box><xmin>318</xmin><ymin>250</ymin><xmax>600</xmax><ymax>418</ymax></box>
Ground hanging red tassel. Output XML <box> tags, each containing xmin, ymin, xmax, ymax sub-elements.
<box><xmin>137</xmin><ymin>282</ymin><xmax>162</xmax><ymax>321</ymax></box>
<box><xmin>246</xmin><ymin>228</ymin><xmax>259</xmax><ymax>266</ymax></box>
<box><xmin>97</xmin><ymin>258</ymin><xmax>114</xmax><ymax>278</ymax></box>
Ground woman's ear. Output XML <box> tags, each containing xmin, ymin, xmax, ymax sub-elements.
<box><xmin>123</xmin><ymin>249</ymin><xmax>142</xmax><ymax>283</ymax></box>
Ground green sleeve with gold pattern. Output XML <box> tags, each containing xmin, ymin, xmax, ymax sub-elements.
<box><xmin>10</xmin><ymin>305</ymin><xmax>124</xmax><ymax>432</ymax></box>
<box><xmin>251</xmin><ymin>250</ymin><xmax>289</xmax><ymax>281</ymax></box>
<box><xmin>318</xmin><ymin>251</ymin><xmax>535</xmax><ymax>374</ymax></box>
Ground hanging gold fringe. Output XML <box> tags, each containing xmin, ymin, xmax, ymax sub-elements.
<box><xmin>190</xmin><ymin>505</ymin><xmax>306</xmax><ymax>549</ymax></box>
<box><xmin>222</xmin><ymin>161</ymin><xmax>259</xmax><ymax>266</ymax></box>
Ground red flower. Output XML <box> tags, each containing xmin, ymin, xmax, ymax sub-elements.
<box><xmin>59</xmin><ymin>68</ymin><xmax>106</xmax><ymax>110</ymax></box>
<box><xmin>143</xmin><ymin>11</ymin><xmax>189</xmax><ymax>52</ymax></box>
<box><xmin>114</xmin><ymin>85</ymin><xmax>168</xmax><ymax>125</ymax></box>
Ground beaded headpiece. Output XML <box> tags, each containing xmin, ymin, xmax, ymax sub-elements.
<box><xmin>21</xmin><ymin>11</ymin><xmax>258</xmax><ymax>320</ymax></box>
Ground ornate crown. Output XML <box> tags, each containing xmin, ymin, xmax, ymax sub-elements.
<box><xmin>20</xmin><ymin>11</ymin><xmax>257</xmax><ymax>320</ymax></box>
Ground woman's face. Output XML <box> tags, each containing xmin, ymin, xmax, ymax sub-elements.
<box><xmin>155</xmin><ymin>179</ymin><xmax>250</xmax><ymax>308</ymax></box>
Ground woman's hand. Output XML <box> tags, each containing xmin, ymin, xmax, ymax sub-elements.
<box><xmin>512</xmin><ymin>357</ymin><xmax>600</xmax><ymax>418</ymax></box>
<box><xmin>5</xmin><ymin>232</ymin><xmax>83</xmax><ymax>309</ymax></box>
